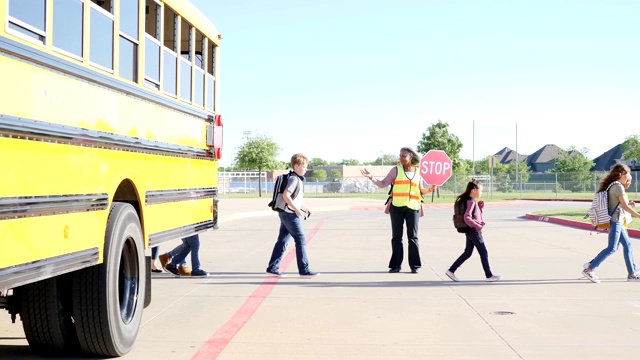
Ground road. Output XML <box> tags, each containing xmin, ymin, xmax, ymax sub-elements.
<box><xmin>2</xmin><ymin>198</ymin><xmax>639</xmax><ymax>360</ymax></box>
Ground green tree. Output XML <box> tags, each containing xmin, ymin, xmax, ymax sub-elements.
<box><xmin>621</xmin><ymin>135</ymin><xmax>640</xmax><ymax>166</ymax></box>
<box><xmin>372</xmin><ymin>153</ymin><xmax>398</xmax><ymax>166</ymax></box>
<box><xmin>416</xmin><ymin>120</ymin><xmax>463</xmax><ymax>172</ymax></box>
<box><xmin>339</xmin><ymin>159</ymin><xmax>360</xmax><ymax>165</ymax></box>
<box><xmin>456</xmin><ymin>159</ymin><xmax>473</xmax><ymax>175</ymax></box>
<box><xmin>552</xmin><ymin>147</ymin><xmax>594</xmax><ymax>192</ymax></box>
<box><xmin>504</xmin><ymin>159</ymin><xmax>531</xmax><ymax>182</ymax></box>
<box><xmin>310</xmin><ymin>169</ymin><xmax>327</xmax><ymax>182</ymax></box>
<box><xmin>234</xmin><ymin>134</ymin><xmax>281</xmax><ymax>197</ymax></box>
<box><xmin>329</xmin><ymin>169</ymin><xmax>343</xmax><ymax>179</ymax></box>
<box><xmin>553</xmin><ymin>147</ymin><xmax>594</xmax><ymax>172</ymax></box>
<box><xmin>309</xmin><ymin>157</ymin><xmax>328</xmax><ymax>168</ymax></box>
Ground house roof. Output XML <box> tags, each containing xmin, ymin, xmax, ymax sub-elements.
<box><xmin>526</xmin><ymin>144</ymin><xmax>564</xmax><ymax>164</ymax></box>
<box><xmin>493</xmin><ymin>147</ymin><xmax>527</xmax><ymax>164</ymax></box>
<box><xmin>592</xmin><ymin>144</ymin><xmax>623</xmax><ymax>171</ymax></box>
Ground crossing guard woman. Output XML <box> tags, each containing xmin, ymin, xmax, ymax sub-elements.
<box><xmin>361</xmin><ymin>147</ymin><xmax>437</xmax><ymax>273</ymax></box>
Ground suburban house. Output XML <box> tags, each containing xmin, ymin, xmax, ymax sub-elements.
<box><xmin>495</xmin><ymin>143</ymin><xmax>639</xmax><ymax>173</ymax></box>
<box><xmin>591</xmin><ymin>144</ymin><xmax>640</xmax><ymax>171</ymax></box>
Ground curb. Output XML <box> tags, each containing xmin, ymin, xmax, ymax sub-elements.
<box><xmin>524</xmin><ymin>214</ymin><xmax>640</xmax><ymax>239</ymax></box>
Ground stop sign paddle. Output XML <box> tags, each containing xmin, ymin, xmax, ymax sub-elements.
<box><xmin>420</xmin><ymin>150</ymin><xmax>452</xmax><ymax>186</ymax></box>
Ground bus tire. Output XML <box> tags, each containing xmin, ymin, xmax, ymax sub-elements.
<box><xmin>20</xmin><ymin>275</ymin><xmax>80</xmax><ymax>355</ymax></box>
<box><xmin>72</xmin><ymin>202</ymin><xmax>145</xmax><ymax>357</ymax></box>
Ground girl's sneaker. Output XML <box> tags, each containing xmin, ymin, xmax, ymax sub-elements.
<box><xmin>627</xmin><ymin>273</ymin><xmax>640</xmax><ymax>282</ymax></box>
<box><xmin>445</xmin><ymin>270</ymin><xmax>460</xmax><ymax>282</ymax></box>
<box><xmin>582</xmin><ymin>269</ymin><xmax>600</xmax><ymax>283</ymax></box>
<box><xmin>486</xmin><ymin>275</ymin><xmax>502</xmax><ymax>282</ymax></box>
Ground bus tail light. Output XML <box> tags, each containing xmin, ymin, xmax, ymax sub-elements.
<box><xmin>206</xmin><ymin>114</ymin><xmax>223</xmax><ymax>159</ymax></box>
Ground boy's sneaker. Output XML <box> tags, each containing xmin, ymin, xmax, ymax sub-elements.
<box><xmin>628</xmin><ymin>273</ymin><xmax>640</xmax><ymax>282</ymax></box>
<box><xmin>486</xmin><ymin>275</ymin><xmax>502</xmax><ymax>282</ymax></box>
<box><xmin>445</xmin><ymin>270</ymin><xmax>460</xmax><ymax>282</ymax></box>
<box><xmin>300</xmin><ymin>271</ymin><xmax>319</xmax><ymax>278</ymax></box>
<box><xmin>165</xmin><ymin>264</ymin><xmax>180</xmax><ymax>277</ymax></box>
<box><xmin>190</xmin><ymin>269</ymin><xmax>208</xmax><ymax>277</ymax></box>
<box><xmin>178</xmin><ymin>265</ymin><xmax>191</xmax><ymax>276</ymax></box>
<box><xmin>265</xmin><ymin>269</ymin><xmax>286</xmax><ymax>277</ymax></box>
<box><xmin>583</xmin><ymin>262</ymin><xmax>590</xmax><ymax>270</ymax></box>
<box><xmin>159</xmin><ymin>253</ymin><xmax>171</xmax><ymax>269</ymax></box>
<box><xmin>582</xmin><ymin>269</ymin><xmax>600</xmax><ymax>283</ymax></box>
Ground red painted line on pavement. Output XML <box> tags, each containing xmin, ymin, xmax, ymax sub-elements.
<box><xmin>191</xmin><ymin>217</ymin><xmax>329</xmax><ymax>360</ymax></box>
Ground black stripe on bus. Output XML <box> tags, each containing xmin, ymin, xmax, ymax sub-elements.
<box><xmin>148</xmin><ymin>220</ymin><xmax>216</xmax><ymax>247</ymax></box>
<box><xmin>145</xmin><ymin>188</ymin><xmax>218</xmax><ymax>206</ymax></box>
<box><xmin>0</xmin><ymin>115</ymin><xmax>213</xmax><ymax>159</ymax></box>
<box><xmin>0</xmin><ymin>35</ymin><xmax>209</xmax><ymax>119</ymax></box>
<box><xmin>0</xmin><ymin>194</ymin><xmax>109</xmax><ymax>221</ymax></box>
<box><xmin>0</xmin><ymin>247</ymin><xmax>99</xmax><ymax>290</ymax></box>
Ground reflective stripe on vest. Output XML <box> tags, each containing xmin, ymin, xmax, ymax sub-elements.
<box><xmin>392</xmin><ymin>165</ymin><xmax>421</xmax><ymax>210</ymax></box>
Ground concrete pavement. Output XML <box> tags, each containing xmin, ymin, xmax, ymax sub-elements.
<box><xmin>1</xmin><ymin>197</ymin><xmax>640</xmax><ymax>359</ymax></box>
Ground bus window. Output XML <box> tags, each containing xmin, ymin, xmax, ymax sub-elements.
<box><xmin>206</xmin><ymin>40</ymin><xmax>216</xmax><ymax>112</ymax></box>
<box><xmin>53</xmin><ymin>0</ymin><xmax>83</xmax><ymax>59</ymax></box>
<box><xmin>91</xmin><ymin>0</ymin><xmax>112</xmax><ymax>12</ymax></box>
<box><xmin>7</xmin><ymin>0</ymin><xmax>46</xmax><ymax>44</ymax></box>
<box><xmin>162</xmin><ymin>6</ymin><xmax>178</xmax><ymax>96</ymax></box>
<box><xmin>89</xmin><ymin>1</ymin><xmax>114</xmax><ymax>71</ymax></box>
<box><xmin>195</xmin><ymin>31</ymin><xmax>204</xmax><ymax>69</ymax></box>
<box><xmin>144</xmin><ymin>0</ymin><xmax>160</xmax><ymax>89</ymax></box>
<box><xmin>119</xmin><ymin>0</ymin><xmax>139</xmax><ymax>82</ymax></box>
<box><xmin>179</xmin><ymin>19</ymin><xmax>192</xmax><ymax>103</ymax></box>
<box><xmin>194</xmin><ymin>30</ymin><xmax>205</xmax><ymax>108</ymax></box>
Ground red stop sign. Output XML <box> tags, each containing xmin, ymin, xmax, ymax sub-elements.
<box><xmin>420</xmin><ymin>150</ymin><xmax>452</xmax><ymax>186</ymax></box>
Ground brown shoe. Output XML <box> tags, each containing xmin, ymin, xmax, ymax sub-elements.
<box><xmin>178</xmin><ymin>265</ymin><xmax>191</xmax><ymax>276</ymax></box>
<box><xmin>159</xmin><ymin>253</ymin><xmax>171</xmax><ymax>269</ymax></box>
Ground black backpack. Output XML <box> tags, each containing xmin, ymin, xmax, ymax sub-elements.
<box><xmin>452</xmin><ymin>199</ymin><xmax>470</xmax><ymax>233</ymax></box>
<box><xmin>267</xmin><ymin>172</ymin><xmax>301</xmax><ymax>212</ymax></box>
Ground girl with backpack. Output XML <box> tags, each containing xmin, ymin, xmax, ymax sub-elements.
<box><xmin>582</xmin><ymin>164</ymin><xmax>640</xmax><ymax>283</ymax></box>
<box><xmin>445</xmin><ymin>179</ymin><xmax>501</xmax><ymax>282</ymax></box>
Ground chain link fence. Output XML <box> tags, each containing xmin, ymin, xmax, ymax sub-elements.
<box><xmin>218</xmin><ymin>171</ymin><xmax>640</xmax><ymax>200</ymax></box>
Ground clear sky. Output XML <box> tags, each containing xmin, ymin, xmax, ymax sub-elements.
<box><xmin>190</xmin><ymin>0</ymin><xmax>640</xmax><ymax>167</ymax></box>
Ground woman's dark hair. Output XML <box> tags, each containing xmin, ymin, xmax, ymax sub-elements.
<box><xmin>455</xmin><ymin>178</ymin><xmax>482</xmax><ymax>204</ymax></box>
<box><xmin>400</xmin><ymin>146</ymin><xmax>420</xmax><ymax>166</ymax></box>
<box><xmin>598</xmin><ymin>163</ymin><xmax>630</xmax><ymax>192</ymax></box>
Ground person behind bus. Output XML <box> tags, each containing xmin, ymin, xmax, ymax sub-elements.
<box><xmin>162</xmin><ymin>234</ymin><xmax>208</xmax><ymax>277</ymax></box>
<box><xmin>582</xmin><ymin>164</ymin><xmax>640</xmax><ymax>283</ymax></box>
<box><xmin>360</xmin><ymin>147</ymin><xmax>436</xmax><ymax>273</ymax></box>
<box><xmin>151</xmin><ymin>246</ymin><xmax>162</xmax><ymax>273</ymax></box>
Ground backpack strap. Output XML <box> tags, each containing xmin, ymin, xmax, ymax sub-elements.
<box><xmin>283</xmin><ymin>173</ymin><xmax>303</xmax><ymax>212</ymax></box>
<box><xmin>606</xmin><ymin>181</ymin><xmax>621</xmax><ymax>216</ymax></box>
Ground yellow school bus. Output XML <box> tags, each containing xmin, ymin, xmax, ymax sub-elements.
<box><xmin>0</xmin><ymin>0</ymin><xmax>222</xmax><ymax>356</ymax></box>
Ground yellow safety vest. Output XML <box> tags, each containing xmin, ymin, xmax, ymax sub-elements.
<box><xmin>392</xmin><ymin>165</ymin><xmax>422</xmax><ymax>210</ymax></box>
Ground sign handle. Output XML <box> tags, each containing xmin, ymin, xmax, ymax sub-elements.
<box><xmin>430</xmin><ymin>187</ymin><xmax>440</xmax><ymax>202</ymax></box>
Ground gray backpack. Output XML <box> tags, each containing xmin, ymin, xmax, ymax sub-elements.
<box><xmin>267</xmin><ymin>172</ymin><xmax>301</xmax><ymax>212</ymax></box>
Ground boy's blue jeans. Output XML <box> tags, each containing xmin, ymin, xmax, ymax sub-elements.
<box><xmin>168</xmin><ymin>234</ymin><xmax>201</xmax><ymax>270</ymax></box>
<box><xmin>267</xmin><ymin>212</ymin><xmax>310</xmax><ymax>274</ymax></box>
